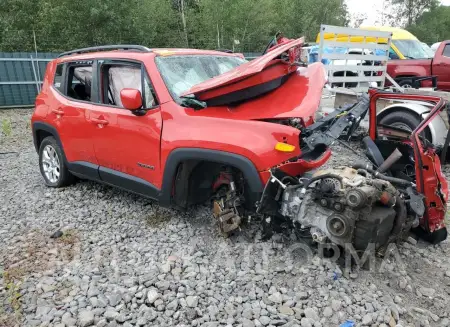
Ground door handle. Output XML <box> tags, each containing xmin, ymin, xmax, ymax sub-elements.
<box><xmin>51</xmin><ymin>108</ymin><xmax>64</xmax><ymax>116</ymax></box>
<box><xmin>91</xmin><ymin>117</ymin><xmax>109</xmax><ymax>125</ymax></box>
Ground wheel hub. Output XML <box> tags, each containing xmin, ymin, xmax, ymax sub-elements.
<box><xmin>41</xmin><ymin>145</ymin><xmax>60</xmax><ymax>183</ymax></box>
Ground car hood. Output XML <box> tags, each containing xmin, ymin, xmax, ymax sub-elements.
<box><xmin>185</xmin><ymin>62</ymin><xmax>327</xmax><ymax>121</ymax></box>
<box><xmin>180</xmin><ymin>37</ymin><xmax>326</xmax><ymax>121</ymax></box>
<box><xmin>181</xmin><ymin>38</ymin><xmax>305</xmax><ymax>99</ymax></box>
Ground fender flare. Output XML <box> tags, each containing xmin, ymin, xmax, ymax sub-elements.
<box><xmin>159</xmin><ymin>148</ymin><xmax>264</xmax><ymax>207</ymax></box>
<box><xmin>32</xmin><ymin>122</ymin><xmax>63</xmax><ymax>152</ymax></box>
<box><xmin>377</xmin><ymin>103</ymin><xmax>448</xmax><ymax>146</ymax></box>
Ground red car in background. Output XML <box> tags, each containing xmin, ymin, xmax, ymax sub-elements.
<box><xmin>387</xmin><ymin>40</ymin><xmax>450</xmax><ymax>90</ymax></box>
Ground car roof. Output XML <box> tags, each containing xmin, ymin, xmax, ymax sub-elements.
<box><xmin>56</xmin><ymin>46</ymin><xmax>241</xmax><ymax>64</ymax></box>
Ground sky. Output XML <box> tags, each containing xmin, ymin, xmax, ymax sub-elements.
<box><xmin>346</xmin><ymin>0</ymin><xmax>450</xmax><ymax>25</ymax></box>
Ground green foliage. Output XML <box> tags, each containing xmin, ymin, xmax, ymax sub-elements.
<box><xmin>407</xmin><ymin>4</ymin><xmax>450</xmax><ymax>44</ymax></box>
<box><xmin>388</xmin><ymin>0</ymin><xmax>440</xmax><ymax>26</ymax></box>
<box><xmin>0</xmin><ymin>0</ymin><xmax>349</xmax><ymax>52</ymax></box>
<box><xmin>1</xmin><ymin>119</ymin><xmax>12</xmax><ymax>136</ymax></box>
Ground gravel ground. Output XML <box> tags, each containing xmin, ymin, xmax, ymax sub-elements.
<box><xmin>1</xmin><ymin>108</ymin><xmax>450</xmax><ymax>327</ymax></box>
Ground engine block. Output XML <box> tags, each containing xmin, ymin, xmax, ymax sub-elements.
<box><xmin>280</xmin><ymin>167</ymin><xmax>399</xmax><ymax>249</ymax></box>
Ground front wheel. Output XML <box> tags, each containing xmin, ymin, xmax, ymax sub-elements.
<box><xmin>39</xmin><ymin>136</ymin><xmax>75</xmax><ymax>187</ymax></box>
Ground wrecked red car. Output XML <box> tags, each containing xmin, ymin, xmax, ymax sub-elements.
<box><xmin>32</xmin><ymin>39</ymin><xmax>448</xmax><ymax>251</ymax></box>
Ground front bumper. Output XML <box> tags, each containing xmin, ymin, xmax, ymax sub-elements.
<box><xmin>259</xmin><ymin>147</ymin><xmax>332</xmax><ymax>184</ymax></box>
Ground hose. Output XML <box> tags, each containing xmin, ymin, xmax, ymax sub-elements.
<box><xmin>387</xmin><ymin>195</ymin><xmax>407</xmax><ymax>244</ymax></box>
<box><xmin>351</xmin><ymin>162</ymin><xmax>412</xmax><ymax>187</ymax></box>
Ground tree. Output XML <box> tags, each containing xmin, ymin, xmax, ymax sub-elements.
<box><xmin>388</xmin><ymin>0</ymin><xmax>439</xmax><ymax>26</ymax></box>
<box><xmin>407</xmin><ymin>4</ymin><xmax>450</xmax><ymax>44</ymax></box>
<box><xmin>0</xmin><ymin>0</ymin><xmax>350</xmax><ymax>52</ymax></box>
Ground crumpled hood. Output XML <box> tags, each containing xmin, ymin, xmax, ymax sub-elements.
<box><xmin>181</xmin><ymin>37</ymin><xmax>326</xmax><ymax>121</ymax></box>
<box><xmin>181</xmin><ymin>38</ymin><xmax>305</xmax><ymax>98</ymax></box>
<box><xmin>185</xmin><ymin>62</ymin><xmax>326</xmax><ymax>121</ymax></box>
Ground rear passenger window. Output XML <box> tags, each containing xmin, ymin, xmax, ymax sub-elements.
<box><xmin>100</xmin><ymin>63</ymin><xmax>157</xmax><ymax>109</ymax></box>
<box><xmin>53</xmin><ymin>64</ymin><xmax>63</xmax><ymax>91</ymax></box>
<box><xmin>66</xmin><ymin>62</ymin><xmax>93</xmax><ymax>102</ymax></box>
<box><xmin>443</xmin><ymin>45</ymin><xmax>450</xmax><ymax>58</ymax></box>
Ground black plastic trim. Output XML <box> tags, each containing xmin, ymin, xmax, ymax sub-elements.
<box><xmin>160</xmin><ymin>148</ymin><xmax>264</xmax><ymax>207</ymax></box>
<box><xmin>99</xmin><ymin>166</ymin><xmax>160</xmax><ymax>200</ymax></box>
<box><xmin>32</xmin><ymin>122</ymin><xmax>63</xmax><ymax>153</ymax></box>
<box><xmin>67</xmin><ymin>161</ymin><xmax>100</xmax><ymax>180</ymax></box>
<box><xmin>204</xmin><ymin>74</ymin><xmax>291</xmax><ymax>107</ymax></box>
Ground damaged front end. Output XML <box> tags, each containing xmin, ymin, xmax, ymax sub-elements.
<box><xmin>257</xmin><ymin>90</ymin><xmax>448</xmax><ymax>251</ymax></box>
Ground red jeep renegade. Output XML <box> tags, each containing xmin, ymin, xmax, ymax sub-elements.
<box><xmin>31</xmin><ymin>40</ymin><xmax>330</xmax><ymax>233</ymax></box>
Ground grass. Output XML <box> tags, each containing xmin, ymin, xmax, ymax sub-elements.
<box><xmin>1</xmin><ymin>268</ymin><xmax>24</xmax><ymax>326</ymax></box>
<box><xmin>1</xmin><ymin>119</ymin><xmax>12</xmax><ymax>136</ymax></box>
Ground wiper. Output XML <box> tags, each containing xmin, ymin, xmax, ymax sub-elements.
<box><xmin>180</xmin><ymin>97</ymin><xmax>207</xmax><ymax>110</ymax></box>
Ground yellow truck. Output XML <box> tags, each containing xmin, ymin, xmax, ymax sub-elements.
<box><xmin>316</xmin><ymin>26</ymin><xmax>434</xmax><ymax>60</ymax></box>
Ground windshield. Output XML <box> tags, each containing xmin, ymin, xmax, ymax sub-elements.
<box><xmin>155</xmin><ymin>55</ymin><xmax>247</xmax><ymax>101</ymax></box>
<box><xmin>392</xmin><ymin>40</ymin><xmax>434</xmax><ymax>59</ymax></box>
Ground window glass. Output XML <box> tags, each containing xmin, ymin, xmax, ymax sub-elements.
<box><xmin>392</xmin><ymin>40</ymin><xmax>434</xmax><ymax>59</ymax></box>
<box><xmin>66</xmin><ymin>64</ymin><xmax>93</xmax><ymax>101</ymax></box>
<box><xmin>443</xmin><ymin>45</ymin><xmax>450</xmax><ymax>58</ymax></box>
<box><xmin>101</xmin><ymin>64</ymin><xmax>156</xmax><ymax>108</ymax></box>
<box><xmin>155</xmin><ymin>55</ymin><xmax>246</xmax><ymax>101</ymax></box>
<box><xmin>53</xmin><ymin>64</ymin><xmax>63</xmax><ymax>90</ymax></box>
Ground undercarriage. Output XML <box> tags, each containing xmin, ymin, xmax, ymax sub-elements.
<box><xmin>212</xmin><ymin>90</ymin><xmax>449</xmax><ymax>253</ymax></box>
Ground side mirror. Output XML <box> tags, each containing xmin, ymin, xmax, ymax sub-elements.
<box><xmin>120</xmin><ymin>88</ymin><xmax>143</xmax><ymax>111</ymax></box>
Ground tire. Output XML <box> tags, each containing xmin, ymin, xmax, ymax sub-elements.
<box><xmin>39</xmin><ymin>136</ymin><xmax>75</xmax><ymax>187</ymax></box>
<box><xmin>379</xmin><ymin>111</ymin><xmax>432</xmax><ymax>142</ymax></box>
<box><xmin>398</xmin><ymin>79</ymin><xmax>414</xmax><ymax>88</ymax></box>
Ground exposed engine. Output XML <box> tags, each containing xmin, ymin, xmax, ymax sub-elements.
<box><xmin>280</xmin><ymin>167</ymin><xmax>417</xmax><ymax>250</ymax></box>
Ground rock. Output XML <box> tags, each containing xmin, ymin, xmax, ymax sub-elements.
<box><xmin>106</xmin><ymin>293</ymin><xmax>122</xmax><ymax>307</ymax></box>
<box><xmin>362</xmin><ymin>313</ymin><xmax>372</xmax><ymax>325</ymax></box>
<box><xmin>331</xmin><ymin>300</ymin><xmax>341</xmax><ymax>311</ymax></box>
<box><xmin>301</xmin><ymin>318</ymin><xmax>314</xmax><ymax>327</ymax></box>
<box><xmin>259</xmin><ymin>316</ymin><xmax>271</xmax><ymax>326</ymax></box>
<box><xmin>419</xmin><ymin>287</ymin><xmax>435</xmax><ymax>297</ymax></box>
<box><xmin>279</xmin><ymin>306</ymin><xmax>294</xmax><ymax>315</ymax></box>
<box><xmin>268</xmin><ymin>292</ymin><xmax>283</xmax><ymax>304</ymax></box>
<box><xmin>186</xmin><ymin>295</ymin><xmax>199</xmax><ymax>308</ymax></box>
<box><xmin>104</xmin><ymin>310</ymin><xmax>119</xmax><ymax>321</ymax></box>
<box><xmin>242</xmin><ymin>318</ymin><xmax>255</xmax><ymax>327</ymax></box>
<box><xmin>166</xmin><ymin>299</ymin><xmax>178</xmax><ymax>311</ymax></box>
<box><xmin>407</xmin><ymin>236</ymin><xmax>417</xmax><ymax>245</ymax></box>
<box><xmin>87</xmin><ymin>287</ymin><xmax>100</xmax><ymax>298</ymax></box>
<box><xmin>147</xmin><ymin>289</ymin><xmax>161</xmax><ymax>304</ymax></box>
<box><xmin>304</xmin><ymin>308</ymin><xmax>319</xmax><ymax>321</ymax></box>
<box><xmin>78</xmin><ymin>310</ymin><xmax>94</xmax><ymax>327</ymax></box>
<box><xmin>323</xmin><ymin>307</ymin><xmax>333</xmax><ymax>317</ymax></box>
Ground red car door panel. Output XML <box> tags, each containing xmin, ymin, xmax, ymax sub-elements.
<box><xmin>88</xmin><ymin>105</ymin><xmax>163</xmax><ymax>189</ymax></box>
<box><xmin>49</xmin><ymin>89</ymin><xmax>98</xmax><ymax>164</ymax></box>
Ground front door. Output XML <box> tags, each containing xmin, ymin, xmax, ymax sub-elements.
<box><xmin>88</xmin><ymin>60</ymin><xmax>163</xmax><ymax>197</ymax></box>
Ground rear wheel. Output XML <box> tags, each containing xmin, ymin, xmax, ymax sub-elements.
<box><xmin>39</xmin><ymin>136</ymin><xmax>75</xmax><ymax>187</ymax></box>
<box><xmin>398</xmin><ymin>79</ymin><xmax>414</xmax><ymax>88</ymax></box>
<box><xmin>379</xmin><ymin>111</ymin><xmax>432</xmax><ymax>142</ymax></box>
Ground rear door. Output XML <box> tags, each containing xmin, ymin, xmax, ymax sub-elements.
<box><xmin>47</xmin><ymin>60</ymin><xmax>99</xmax><ymax>174</ymax></box>
<box><xmin>88</xmin><ymin>59</ymin><xmax>163</xmax><ymax>196</ymax></box>
<box><xmin>433</xmin><ymin>43</ymin><xmax>450</xmax><ymax>91</ymax></box>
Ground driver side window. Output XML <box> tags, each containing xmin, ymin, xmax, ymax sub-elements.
<box><xmin>100</xmin><ymin>62</ymin><xmax>157</xmax><ymax>109</ymax></box>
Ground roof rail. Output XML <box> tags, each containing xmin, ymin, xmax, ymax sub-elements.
<box><xmin>58</xmin><ymin>45</ymin><xmax>151</xmax><ymax>58</ymax></box>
